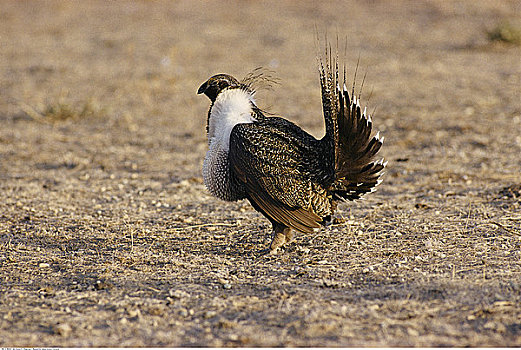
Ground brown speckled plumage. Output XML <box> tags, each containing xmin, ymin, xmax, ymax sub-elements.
<box><xmin>198</xmin><ymin>47</ymin><xmax>386</xmax><ymax>252</ymax></box>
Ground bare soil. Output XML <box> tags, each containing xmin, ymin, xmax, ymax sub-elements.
<box><xmin>1</xmin><ymin>0</ymin><xmax>521</xmax><ymax>347</ymax></box>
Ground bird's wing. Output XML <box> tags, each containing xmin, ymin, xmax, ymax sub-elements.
<box><xmin>228</xmin><ymin>122</ymin><xmax>323</xmax><ymax>233</ymax></box>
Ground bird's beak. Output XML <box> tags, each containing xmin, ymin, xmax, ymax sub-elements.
<box><xmin>197</xmin><ymin>81</ymin><xmax>208</xmax><ymax>95</ymax></box>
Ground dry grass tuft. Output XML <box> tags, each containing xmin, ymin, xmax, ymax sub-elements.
<box><xmin>19</xmin><ymin>99</ymin><xmax>105</xmax><ymax>123</ymax></box>
<box><xmin>487</xmin><ymin>21</ymin><xmax>521</xmax><ymax>45</ymax></box>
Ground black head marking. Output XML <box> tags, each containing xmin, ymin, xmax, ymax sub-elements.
<box><xmin>197</xmin><ymin>74</ymin><xmax>241</xmax><ymax>102</ymax></box>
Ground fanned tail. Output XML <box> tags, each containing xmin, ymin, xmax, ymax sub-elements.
<box><xmin>317</xmin><ymin>38</ymin><xmax>339</xmax><ymax>149</ymax></box>
<box><xmin>318</xmin><ymin>39</ymin><xmax>386</xmax><ymax>201</ymax></box>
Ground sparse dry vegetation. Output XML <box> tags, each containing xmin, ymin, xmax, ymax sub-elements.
<box><xmin>1</xmin><ymin>0</ymin><xmax>520</xmax><ymax>347</ymax></box>
<box><xmin>19</xmin><ymin>99</ymin><xmax>105</xmax><ymax>123</ymax></box>
<box><xmin>488</xmin><ymin>21</ymin><xmax>521</xmax><ymax>45</ymax></box>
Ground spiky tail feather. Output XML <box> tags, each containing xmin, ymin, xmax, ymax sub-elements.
<box><xmin>317</xmin><ymin>40</ymin><xmax>386</xmax><ymax>201</ymax></box>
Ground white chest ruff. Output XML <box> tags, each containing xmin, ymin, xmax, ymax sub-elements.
<box><xmin>203</xmin><ymin>88</ymin><xmax>256</xmax><ymax>201</ymax></box>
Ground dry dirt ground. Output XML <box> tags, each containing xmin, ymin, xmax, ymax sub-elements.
<box><xmin>1</xmin><ymin>0</ymin><xmax>521</xmax><ymax>347</ymax></box>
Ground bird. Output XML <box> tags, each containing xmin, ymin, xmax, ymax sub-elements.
<box><xmin>197</xmin><ymin>47</ymin><xmax>386</xmax><ymax>253</ymax></box>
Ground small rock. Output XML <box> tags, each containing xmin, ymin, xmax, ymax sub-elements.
<box><xmin>179</xmin><ymin>308</ymin><xmax>189</xmax><ymax>317</ymax></box>
<box><xmin>407</xmin><ymin>327</ymin><xmax>420</xmax><ymax>337</ymax></box>
<box><xmin>217</xmin><ymin>318</ymin><xmax>237</xmax><ymax>329</ymax></box>
<box><xmin>148</xmin><ymin>306</ymin><xmax>165</xmax><ymax>316</ymax></box>
<box><xmin>321</xmin><ymin>278</ymin><xmax>345</xmax><ymax>288</ymax></box>
<box><xmin>168</xmin><ymin>289</ymin><xmax>189</xmax><ymax>299</ymax></box>
<box><xmin>94</xmin><ymin>280</ymin><xmax>112</xmax><ymax>290</ymax></box>
<box><xmin>127</xmin><ymin>309</ymin><xmax>141</xmax><ymax>318</ymax></box>
<box><xmin>483</xmin><ymin>321</ymin><xmax>506</xmax><ymax>333</ymax></box>
<box><xmin>38</xmin><ymin>287</ymin><xmax>55</xmax><ymax>297</ymax></box>
<box><xmin>204</xmin><ymin>310</ymin><xmax>217</xmax><ymax>319</ymax></box>
<box><xmin>484</xmin><ymin>321</ymin><xmax>497</xmax><ymax>329</ymax></box>
<box><xmin>54</xmin><ymin>323</ymin><xmax>72</xmax><ymax>336</ymax></box>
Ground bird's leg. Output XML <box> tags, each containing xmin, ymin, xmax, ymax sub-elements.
<box><xmin>269</xmin><ymin>232</ymin><xmax>285</xmax><ymax>252</ymax></box>
<box><xmin>269</xmin><ymin>224</ymin><xmax>292</xmax><ymax>252</ymax></box>
<box><xmin>284</xmin><ymin>227</ymin><xmax>294</xmax><ymax>244</ymax></box>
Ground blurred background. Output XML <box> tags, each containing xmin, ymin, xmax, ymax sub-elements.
<box><xmin>1</xmin><ymin>0</ymin><xmax>520</xmax><ymax>179</ymax></box>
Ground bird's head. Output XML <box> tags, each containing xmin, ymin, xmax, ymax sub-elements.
<box><xmin>197</xmin><ymin>74</ymin><xmax>242</xmax><ymax>102</ymax></box>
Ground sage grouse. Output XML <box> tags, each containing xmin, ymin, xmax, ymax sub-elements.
<box><xmin>197</xmin><ymin>52</ymin><xmax>386</xmax><ymax>252</ymax></box>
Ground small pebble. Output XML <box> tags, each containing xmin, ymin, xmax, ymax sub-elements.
<box><xmin>128</xmin><ymin>309</ymin><xmax>141</xmax><ymax>318</ymax></box>
<box><xmin>169</xmin><ymin>289</ymin><xmax>189</xmax><ymax>299</ymax></box>
<box><xmin>54</xmin><ymin>323</ymin><xmax>72</xmax><ymax>336</ymax></box>
<box><xmin>204</xmin><ymin>310</ymin><xmax>217</xmax><ymax>319</ymax></box>
<box><xmin>179</xmin><ymin>308</ymin><xmax>188</xmax><ymax>317</ymax></box>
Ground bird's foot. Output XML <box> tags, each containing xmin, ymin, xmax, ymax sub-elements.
<box><xmin>269</xmin><ymin>231</ymin><xmax>286</xmax><ymax>253</ymax></box>
<box><xmin>266</xmin><ymin>227</ymin><xmax>294</xmax><ymax>253</ymax></box>
<box><xmin>255</xmin><ymin>233</ymin><xmax>285</xmax><ymax>257</ymax></box>
<box><xmin>256</xmin><ymin>247</ymin><xmax>282</xmax><ymax>257</ymax></box>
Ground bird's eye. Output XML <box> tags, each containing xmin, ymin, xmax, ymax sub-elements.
<box><xmin>218</xmin><ymin>80</ymin><xmax>230</xmax><ymax>90</ymax></box>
